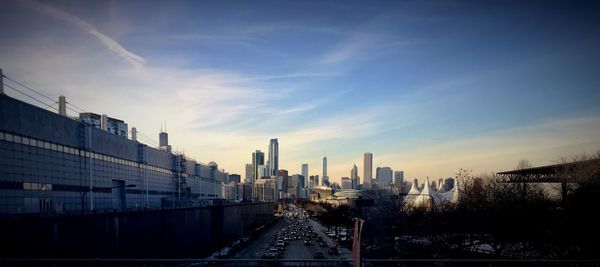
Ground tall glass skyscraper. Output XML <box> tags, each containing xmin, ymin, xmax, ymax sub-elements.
<box><xmin>363</xmin><ymin>152</ymin><xmax>373</xmax><ymax>189</ymax></box>
<box><xmin>252</xmin><ymin>150</ymin><xmax>264</xmax><ymax>183</ymax></box>
<box><xmin>351</xmin><ymin>164</ymin><xmax>359</xmax><ymax>189</ymax></box>
<box><xmin>268</xmin><ymin>138</ymin><xmax>279</xmax><ymax>176</ymax></box>
<box><xmin>322</xmin><ymin>156</ymin><xmax>329</xmax><ymax>186</ymax></box>
<box><xmin>301</xmin><ymin>163</ymin><xmax>308</xmax><ymax>187</ymax></box>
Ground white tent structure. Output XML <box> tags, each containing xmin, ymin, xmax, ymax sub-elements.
<box><xmin>402</xmin><ymin>177</ymin><xmax>461</xmax><ymax>211</ymax></box>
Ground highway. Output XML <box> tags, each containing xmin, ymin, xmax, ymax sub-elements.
<box><xmin>233</xmin><ymin>204</ymin><xmax>352</xmax><ymax>261</ymax></box>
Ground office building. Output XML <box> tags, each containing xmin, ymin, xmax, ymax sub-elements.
<box><xmin>257</xmin><ymin>165</ymin><xmax>269</xmax><ymax>179</ymax></box>
<box><xmin>309</xmin><ymin>175</ymin><xmax>320</xmax><ymax>188</ymax></box>
<box><xmin>245</xmin><ymin>164</ymin><xmax>253</xmax><ymax>183</ymax></box>
<box><xmin>228</xmin><ymin>174</ymin><xmax>241</xmax><ymax>184</ymax></box>
<box><xmin>351</xmin><ymin>164</ymin><xmax>359</xmax><ymax>189</ymax></box>
<box><xmin>277</xmin><ymin>169</ymin><xmax>289</xmax><ymax>193</ymax></box>
<box><xmin>363</xmin><ymin>152</ymin><xmax>373</xmax><ymax>189</ymax></box>
<box><xmin>252</xmin><ymin>150</ymin><xmax>264</xmax><ymax>183</ymax></box>
<box><xmin>78</xmin><ymin>112</ymin><xmax>128</xmax><ymax>138</ymax></box>
<box><xmin>394</xmin><ymin>171</ymin><xmax>404</xmax><ymax>189</ymax></box>
<box><xmin>268</xmin><ymin>138</ymin><xmax>279</xmax><ymax>176</ymax></box>
<box><xmin>288</xmin><ymin>174</ymin><xmax>305</xmax><ymax>199</ymax></box>
<box><xmin>253</xmin><ymin>178</ymin><xmax>276</xmax><ymax>202</ymax></box>
<box><xmin>341</xmin><ymin>177</ymin><xmax>352</xmax><ymax>189</ymax></box>
<box><xmin>301</xmin><ymin>163</ymin><xmax>308</xmax><ymax>185</ymax></box>
<box><xmin>236</xmin><ymin>182</ymin><xmax>253</xmax><ymax>202</ymax></box>
<box><xmin>376</xmin><ymin>167</ymin><xmax>393</xmax><ymax>187</ymax></box>
<box><xmin>322</xmin><ymin>156</ymin><xmax>328</xmax><ymax>186</ymax></box>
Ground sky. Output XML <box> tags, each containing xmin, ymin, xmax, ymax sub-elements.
<box><xmin>1</xmin><ymin>0</ymin><xmax>600</xmax><ymax>184</ymax></box>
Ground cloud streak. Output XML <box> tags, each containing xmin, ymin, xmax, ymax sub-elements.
<box><xmin>21</xmin><ymin>0</ymin><xmax>145</xmax><ymax>68</ymax></box>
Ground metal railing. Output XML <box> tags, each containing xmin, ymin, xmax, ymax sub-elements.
<box><xmin>3</xmin><ymin>259</ymin><xmax>600</xmax><ymax>267</ymax></box>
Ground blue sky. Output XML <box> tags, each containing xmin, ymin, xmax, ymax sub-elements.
<box><xmin>1</xmin><ymin>0</ymin><xmax>600</xmax><ymax>183</ymax></box>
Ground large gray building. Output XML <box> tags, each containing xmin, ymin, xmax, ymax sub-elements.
<box><xmin>0</xmin><ymin>94</ymin><xmax>226</xmax><ymax>215</ymax></box>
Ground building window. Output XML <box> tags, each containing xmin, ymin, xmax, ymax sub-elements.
<box><xmin>5</xmin><ymin>133</ymin><xmax>13</xmax><ymax>142</ymax></box>
<box><xmin>23</xmin><ymin>182</ymin><xmax>53</xmax><ymax>191</ymax></box>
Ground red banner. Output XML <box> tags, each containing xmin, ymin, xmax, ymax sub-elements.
<box><xmin>352</xmin><ymin>218</ymin><xmax>364</xmax><ymax>267</ymax></box>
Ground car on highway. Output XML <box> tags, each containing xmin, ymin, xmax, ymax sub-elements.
<box><xmin>303</xmin><ymin>239</ymin><xmax>312</xmax><ymax>246</ymax></box>
<box><xmin>319</xmin><ymin>241</ymin><xmax>327</xmax><ymax>247</ymax></box>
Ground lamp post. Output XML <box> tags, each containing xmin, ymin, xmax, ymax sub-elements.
<box><xmin>81</xmin><ymin>184</ymin><xmax>136</xmax><ymax>214</ymax></box>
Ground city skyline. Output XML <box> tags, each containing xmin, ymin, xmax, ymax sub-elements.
<box><xmin>1</xmin><ymin>1</ymin><xmax>600</xmax><ymax>184</ymax></box>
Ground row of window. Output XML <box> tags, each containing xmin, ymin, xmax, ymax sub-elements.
<box><xmin>23</xmin><ymin>182</ymin><xmax>53</xmax><ymax>191</ymax></box>
<box><xmin>0</xmin><ymin>131</ymin><xmax>172</xmax><ymax>175</ymax></box>
<box><xmin>0</xmin><ymin>131</ymin><xmax>224</xmax><ymax>189</ymax></box>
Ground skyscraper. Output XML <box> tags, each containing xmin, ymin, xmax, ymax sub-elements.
<box><xmin>376</xmin><ymin>167</ymin><xmax>393</xmax><ymax>187</ymax></box>
<box><xmin>268</xmin><ymin>138</ymin><xmax>279</xmax><ymax>176</ymax></box>
<box><xmin>277</xmin><ymin>169</ymin><xmax>289</xmax><ymax>193</ymax></box>
<box><xmin>257</xmin><ymin>165</ymin><xmax>268</xmax><ymax>179</ymax></box>
<box><xmin>394</xmin><ymin>171</ymin><xmax>404</xmax><ymax>188</ymax></box>
<box><xmin>301</xmin><ymin>163</ymin><xmax>308</xmax><ymax>185</ymax></box>
<box><xmin>341</xmin><ymin>177</ymin><xmax>352</xmax><ymax>189</ymax></box>
<box><xmin>363</xmin><ymin>152</ymin><xmax>373</xmax><ymax>189</ymax></box>
<box><xmin>252</xmin><ymin>150</ymin><xmax>264</xmax><ymax>183</ymax></box>
<box><xmin>322</xmin><ymin>156</ymin><xmax>328</xmax><ymax>186</ymax></box>
<box><xmin>245</xmin><ymin>164</ymin><xmax>253</xmax><ymax>183</ymax></box>
<box><xmin>351</xmin><ymin>164</ymin><xmax>359</xmax><ymax>189</ymax></box>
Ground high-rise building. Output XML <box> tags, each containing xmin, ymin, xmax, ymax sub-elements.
<box><xmin>277</xmin><ymin>169</ymin><xmax>289</xmax><ymax>193</ymax></box>
<box><xmin>228</xmin><ymin>174</ymin><xmax>241</xmax><ymax>184</ymax></box>
<box><xmin>351</xmin><ymin>164</ymin><xmax>359</xmax><ymax>189</ymax></box>
<box><xmin>376</xmin><ymin>167</ymin><xmax>393</xmax><ymax>187</ymax></box>
<box><xmin>257</xmin><ymin>165</ymin><xmax>269</xmax><ymax>179</ymax></box>
<box><xmin>394</xmin><ymin>171</ymin><xmax>404</xmax><ymax>188</ymax></box>
<box><xmin>322</xmin><ymin>156</ymin><xmax>328</xmax><ymax>186</ymax></box>
<box><xmin>252</xmin><ymin>150</ymin><xmax>264</xmax><ymax>183</ymax></box>
<box><xmin>288</xmin><ymin>174</ymin><xmax>305</xmax><ymax>198</ymax></box>
<box><xmin>363</xmin><ymin>152</ymin><xmax>373</xmax><ymax>189</ymax></box>
<box><xmin>301</xmin><ymin>164</ymin><xmax>308</xmax><ymax>185</ymax></box>
<box><xmin>78</xmin><ymin>112</ymin><xmax>128</xmax><ymax>137</ymax></box>
<box><xmin>253</xmin><ymin>178</ymin><xmax>277</xmax><ymax>202</ymax></box>
<box><xmin>245</xmin><ymin>164</ymin><xmax>253</xmax><ymax>183</ymax></box>
<box><xmin>309</xmin><ymin>175</ymin><xmax>320</xmax><ymax>188</ymax></box>
<box><xmin>341</xmin><ymin>177</ymin><xmax>352</xmax><ymax>189</ymax></box>
<box><xmin>268</xmin><ymin>138</ymin><xmax>279</xmax><ymax>176</ymax></box>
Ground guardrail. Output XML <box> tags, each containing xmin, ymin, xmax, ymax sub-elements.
<box><xmin>3</xmin><ymin>259</ymin><xmax>600</xmax><ymax>267</ymax></box>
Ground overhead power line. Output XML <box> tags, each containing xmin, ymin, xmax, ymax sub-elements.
<box><xmin>4</xmin><ymin>76</ymin><xmax>57</xmax><ymax>103</ymax></box>
<box><xmin>4</xmin><ymin>74</ymin><xmax>88</xmax><ymax>113</ymax></box>
<box><xmin>4</xmin><ymin>84</ymin><xmax>57</xmax><ymax>111</ymax></box>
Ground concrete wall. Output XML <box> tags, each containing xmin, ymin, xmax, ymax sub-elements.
<box><xmin>0</xmin><ymin>202</ymin><xmax>274</xmax><ymax>258</ymax></box>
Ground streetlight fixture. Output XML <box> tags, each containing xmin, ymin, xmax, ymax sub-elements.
<box><xmin>81</xmin><ymin>184</ymin><xmax>136</xmax><ymax>214</ymax></box>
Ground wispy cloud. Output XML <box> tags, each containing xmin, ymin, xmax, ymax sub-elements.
<box><xmin>21</xmin><ymin>0</ymin><xmax>145</xmax><ymax>68</ymax></box>
<box><xmin>320</xmin><ymin>32</ymin><xmax>377</xmax><ymax>64</ymax></box>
